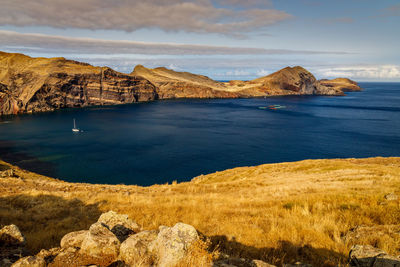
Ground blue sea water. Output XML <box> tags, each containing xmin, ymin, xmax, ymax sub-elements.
<box><xmin>0</xmin><ymin>82</ymin><xmax>399</xmax><ymax>186</ymax></box>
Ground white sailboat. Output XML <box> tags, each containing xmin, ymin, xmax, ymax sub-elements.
<box><xmin>72</xmin><ymin>118</ymin><xmax>80</xmax><ymax>132</ymax></box>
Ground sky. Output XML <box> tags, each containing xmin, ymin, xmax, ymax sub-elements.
<box><xmin>0</xmin><ymin>0</ymin><xmax>399</xmax><ymax>81</ymax></box>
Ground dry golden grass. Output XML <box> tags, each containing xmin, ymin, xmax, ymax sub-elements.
<box><xmin>0</xmin><ymin>157</ymin><xmax>399</xmax><ymax>266</ymax></box>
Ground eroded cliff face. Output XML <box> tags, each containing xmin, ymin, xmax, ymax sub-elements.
<box><xmin>0</xmin><ymin>52</ymin><xmax>157</xmax><ymax>115</ymax></box>
<box><xmin>0</xmin><ymin>51</ymin><xmax>361</xmax><ymax>115</ymax></box>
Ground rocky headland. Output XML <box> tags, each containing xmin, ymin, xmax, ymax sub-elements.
<box><xmin>0</xmin><ymin>51</ymin><xmax>361</xmax><ymax>115</ymax></box>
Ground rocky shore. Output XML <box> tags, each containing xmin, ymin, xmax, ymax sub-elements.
<box><xmin>1</xmin><ymin>51</ymin><xmax>361</xmax><ymax>115</ymax></box>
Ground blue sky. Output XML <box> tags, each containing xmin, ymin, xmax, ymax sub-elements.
<box><xmin>0</xmin><ymin>0</ymin><xmax>399</xmax><ymax>81</ymax></box>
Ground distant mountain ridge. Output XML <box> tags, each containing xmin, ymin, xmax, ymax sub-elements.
<box><xmin>0</xmin><ymin>51</ymin><xmax>361</xmax><ymax>115</ymax></box>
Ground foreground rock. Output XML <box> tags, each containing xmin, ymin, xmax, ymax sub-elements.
<box><xmin>97</xmin><ymin>211</ymin><xmax>141</xmax><ymax>242</ymax></box>
<box><xmin>0</xmin><ymin>225</ymin><xmax>25</xmax><ymax>246</ymax></box>
<box><xmin>152</xmin><ymin>223</ymin><xmax>199</xmax><ymax>267</ymax></box>
<box><xmin>1</xmin><ymin>51</ymin><xmax>361</xmax><ymax>115</ymax></box>
<box><xmin>80</xmin><ymin>222</ymin><xmax>121</xmax><ymax>261</ymax></box>
<box><xmin>119</xmin><ymin>230</ymin><xmax>158</xmax><ymax>266</ymax></box>
<box><xmin>349</xmin><ymin>245</ymin><xmax>400</xmax><ymax>266</ymax></box>
<box><xmin>0</xmin><ymin>224</ymin><xmax>27</xmax><ymax>266</ymax></box>
<box><xmin>5</xmin><ymin>211</ymin><xmax>204</xmax><ymax>267</ymax></box>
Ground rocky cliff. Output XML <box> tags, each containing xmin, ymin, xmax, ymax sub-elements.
<box><xmin>0</xmin><ymin>52</ymin><xmax>157</xmax><ymax>115</ymax></box>
<box><xmin>132</xmin><ymin>65</ymin><xmax>361</xmax><ymax>98</ymax></box>
<box><xmin>0</xmin><ymin>51</ymin><xmax>361</xmax><ymax>115</ymax></box>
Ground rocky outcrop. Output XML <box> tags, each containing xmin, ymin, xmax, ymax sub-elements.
<box><xmin>59</xmin><ymin>230</ymin><xmax>86</xmax><ymax>249</ymax></box>
<box><xmin>79</xmin><ymin>222</ymin><xmax>121</xmax><ymax>262</ymax></box>
<box><xmin>319</xmin><ymin>78</ymin><xmax>362</xmax><ymax>92</ymax></box>
<box><xmin>132</xmin><ymin>65</ymin><xmax>361</xmax><ymax>99</ymax></box>
<box><xmin>152</xmin><ymin>223</ymin><xmax>199</xmax><ymax>267</ymax></box>
<box><xmin>246</xmin><ymin>66</ymin><xmax>357</xmax><ymax>96</ymax></box>
<box><xmin>4</xmin><ymin>211</ymin><xmax>203</xmax><ymax>267</ymax></box>
<box><xmin>0</xmin><ymin>52</ymin><xmax>157</xmax><ymax>115</ymax></box>
<box><xmin>119</xmin><ymin>230</ymin><xmax>158</xmax><ymax>266</ymax></box>
<box><xmin>0</xmin><ymin>51</ymin><xmax>362</xmax><ymax>116</ymax></box>
<box><xmin>97</xmin><ymin>211</ymin><xmax>141</xmax><ymax>242</ymax></box>
<box><xmin>349</xmin><ymin>245</ymin><xmax>400</xmax><ymax>266</ymax></box>
<box><xmin>11</xmin><ymin>256</ymin><xmax>46</xmax><ymax>267</ymax></box>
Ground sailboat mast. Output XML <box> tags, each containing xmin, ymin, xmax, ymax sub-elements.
<box><xmin>73</xmin><ymin>118</ymin><xmax>76</xmax><ymax>128</ymax></box>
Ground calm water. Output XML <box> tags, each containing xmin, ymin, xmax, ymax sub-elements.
<box><xmin>0</xmin><ymin>82</ymin><xmax>399</xmax><ymax>185</ymax></box>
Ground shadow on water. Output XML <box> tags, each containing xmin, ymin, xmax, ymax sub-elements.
<box><xmin>0</xmin><ymin>140</ymin><xmax>57</xmax><ymax>177</ymax></box>
<box><xmin>209</xmin><ymin>235</ymin><xmax>346</xmax><ymax>267</ymax></box>
<box><xmin>0</xmin><ymin>194</ymin><xmax>102</xmax><ymax>253</ymax></box>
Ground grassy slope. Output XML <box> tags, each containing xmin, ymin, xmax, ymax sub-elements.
<box><xmin>0</xmin><ymin>157</ymin><xmax>399</xmax><ymax>266</ymax></box>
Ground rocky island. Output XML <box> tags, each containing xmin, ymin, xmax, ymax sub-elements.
<box><xmin>0</xmin><ymin>51</ymin><xmax>361</xmax><ymax>116</ymax></box>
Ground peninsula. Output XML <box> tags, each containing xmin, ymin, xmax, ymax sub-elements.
<box><xmin>0</xmin><ymin>51</ymin><xmax>361</xmax><ymax>116</ymax></box>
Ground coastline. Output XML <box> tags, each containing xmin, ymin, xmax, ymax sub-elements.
<box><xmin>1</xmin><ymin>156</ymin><xmax>399</xmax><ymax>266</ymax></box>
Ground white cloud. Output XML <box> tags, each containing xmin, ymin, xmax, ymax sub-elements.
<box><xmin>0</xmin><ymin>30</ymin><xmax>350</xmax><ymax>56</ymax></box>
<box><xmin>318</xmin><ymin>65</ymin><xmax>400</xmax><ymax>79</ymax></box>
<box><xmin>167</xmin><ymin>64</ymin><xmax>182</xmax><ymax>71</ymax></box>
<box><xmin>0</xmin><ymin>0</ymin><xmax>290</xmax><ymax>37</ymax></box>
<box><xmin>256</xmin><ymin>69</ymin><xmax>270</xmax><ymax>76</ymax></box>
<box><xmin>225</xmin><ymin>69</ymin><xmax>251</xmax><ymax>76</ymax></box>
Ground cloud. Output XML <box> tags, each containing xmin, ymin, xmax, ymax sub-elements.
<box><xmin>225</xmin><ymin>69</ymin><xmax>251</xmax><ymax>76</ymax></box>
<box><xmin>0</xmin><ymin>0</ymin><xmax>290</xmax><ymax>36</ymax></box>
<box><xmin>317</xmin><ymin>65</ymin><xmax>400</xmax><ymax>79</ymax></box>
<box><xmin>380</xmin><ymin>3</ymin><xmax>400</xmax><ymax>17</ymax></box>
<box><xmin>256</xmin><ymin>69</ymin><xmax>270</xmax><ymax>76</ymax></box>
<box><xmin>215</xmin><ymin>0</ymin><xmax>272</xmax><ymax>8</ymax></box>
<box><xmin>323</xmin><ymin>17</ymin><xmax>354</xmax><ymax>24</ymax></box>
<box><xmin>0</xmin><ymin>30</ymin><xmax>351</xmax><ymax>56</ymax></box>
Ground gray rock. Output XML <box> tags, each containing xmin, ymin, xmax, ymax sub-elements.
<box><xmin>349</xmin><ymin>245</ymin><xmax>400</xmax><ymax>266</ymax></box>
<box><xmin>251</xmin><ymin>260</ymin><xmax>276</xmax><ymax>267</ymax></box>
<box><xmin>11</xmin><ymin>256</ymin><xmax>46</xmax><ymax>267</ymax></box>
<box><xmin>80</xmin><ymin>222</ymin><xmax>121</xmax><ymax>261</ymax></box>
<box><xmin>119</xmin><ymin>230</ymin><xmax>158</xmax><ymax>267</ymax></box>
<box><xmin>60</xmin><ymin>230</ymin><xmax>87</xmax><ymax>248</ymax></box>
<box><xmin>152</xmin><ymin>222</ymin><xmax>199</xmax><ymax>267</ymax></box>
<box><xmin>97</xmin><ymin>211</ymin><xmax>141</xmax><ymax>242</ymax></box>
<box><xmin>0</xmin><ymin>225</ymin><xmax>25</xmax><ymax>246</ymax></box>
<box><xmin>283</xmin><ymin>263</ymin><xmax>312</xmax><ymax>267</ymax></box>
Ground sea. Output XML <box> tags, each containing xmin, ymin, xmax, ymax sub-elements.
<box><xmin>0</xmin><ymin>82</ymin><xmax>399</xmax><ymax>186</ymax></box>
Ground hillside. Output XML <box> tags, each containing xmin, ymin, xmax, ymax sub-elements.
<box><xmin>0</xmin><ymin>157</ymin><xmax>399</xmax><ymax>266</ymax></box>
<box><xmin>1</xmin><ymin>51</ymin><xmax>361</xmax><ymax>115</ymax></box>
<box><xmin>0</xmin><ymin>51</ymin><xmax>157</xmax><ymax>115</ymax></box>
<box><xmin>132</xmin><ymin>65</ymin><xmax>362</xmax><ymax>99</ymax></box>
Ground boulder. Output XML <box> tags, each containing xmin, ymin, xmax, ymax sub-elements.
<box><xmin>349</xmin><ymin>245</ymin><xmax>400</xmax><ymax>266</ymax></box>
<box><xmin>0</xmin><ymin>225</ymin><xmax>25</xmax><ymax>246</ymax></box>
<box><xmin>80</xmin><ymin>222</ymin><xmax>121</xmax><ymax>261</ymax></box>
<box><xmin>384</xmin><ymin>193</ymin><xmax>398</xmax><ymax>201</ymax></box>
<box><xmin>60</xmin><ymin>230</ymin><xmax>87</xmax><ymax>248</ymax></box>
<box><xmin>11</xmin><ymin>256</ymin><xmax>46</xmax><ymax>267</ymax></box>
<box><xmin>251</xmin><ymin>260</ymin><xmax>276</xmax><ymax>267</ymax></box>
<box><xmin>97</xmin><ymin>211</ymin><xmax>141</xmax><ymax>242</ymax></box>
<box><xmin>283</xmin><ymin>263</ymin><xmax>312</xmax><ymax>267</ymax></box>
<box><xmin>119</xmin><ymin>230</ymin><xmax>158</xmax><ymax>267</ymax></box>
<box><xmin>152</xmin><ymin>222</ymin><xmax>199</xmax><ymax>267</ymax></box>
